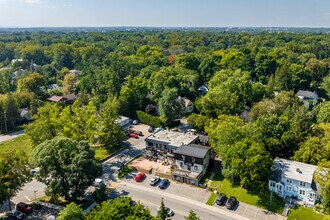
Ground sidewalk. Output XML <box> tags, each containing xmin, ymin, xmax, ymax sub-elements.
<box><xmin>0</xmin><ymin>130</ymin><xmax>24</xmax><ymax>143</ymax></box>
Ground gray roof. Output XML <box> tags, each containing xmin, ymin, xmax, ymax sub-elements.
<box><xmin>174</xmin><ymin>144</ymin><xmax>210</xmax><ymax>158</ymax></box>
<box><xmin>296</xmin><ymin>90</ymin><xmax>318</xmax><ymax>99</ymax></box>
<box><xmin>271</xmin><ymin>158</ymin><xmax>317</xmax><ymax>184</ymax></box>
<box><xmin>146</xmin><ymin>129</ymin><xmax>198</xmax><ymax>148</ymax></box>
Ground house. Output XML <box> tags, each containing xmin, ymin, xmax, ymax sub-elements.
<box><xmin>18</xmin><ymin>108</ymin><xmax>31</xmax><ymax>122</ymax></box>
<box><xmin>115</xmin><ymin>116</ymin><xmax>131</xmax><ymax>134</ymax></box>
<box><xmin>47</xmin><ymin>93</ymin><xmax>77</xmax><ymax>104</ymax></box>
<box><xmin>145</xmin><ymin>129</ymin><xmax>199</xmax><ymax>156</ymax></box>
<box><xmin>176</xmin><ymin>96</ymin><xmax>194</xmax><ymax>115</ymax></box>
<box><xmin>172</xmin><ymin>144</ymin><xmax>211</xmax><ymax>186</ymax></box>
<box><xmin>69</xmin><ymin>69</ymin><xmax>81</xmax><ymax>75</ymax></box>
<box><xmin>296</xmin><ymin>90</ymin><xmax>318</xmax><ymax>108</ymax></box>
<box><xmin>269</xmin><ymin>158</ymin><xmax>320</xmax><ymax>206</ymax></box>
<box><xmin>198</xmin><ymin>85</ymin><xmax>208</xmax><ymax>96</ymax></box>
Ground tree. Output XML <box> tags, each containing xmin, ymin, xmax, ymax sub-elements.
<box><xmin>314</xmin><ymin>162</ymin><xmax>330</xmax><ymax>213</ymax></box>
<box><xmin>29</xmin><ymin>137</ymin><xmax>102</xmax><ymax>201</ymax></box>
<box><xmin>62</xmin><ymin>73</ymin><xmax>77</xmax><ymax>95</ymax></box>
<box><xmin>86</xmin><ymin>197</ymin><xmax>155</xmax><ymax>220</ymax></box>
<box><xmin>92</xmin><ymin>184</ymin><xmax>108</xmax><ymax>204</ymax></box>
<box><xmin>17</xmin><ymin>73</ymin><xmax>46</xmax><ymax>97</ymax></box>
<box><xmin>0</xmin><ymin>151</ymin><xmax>31</xmax><ymax>210</ymax></box>
<box><xmin>317</xmin><ymin>102</ymin><xmax>330</xmax><ymax>123</ymax></box>
<box><xmin>57</xmin><ymin>203</ymin><xmax>84</xmax><ymax>220</ymax></box>
<box><xmin>322</xmin><ymin>76</ymin><xmax>330</xmax><ymax>98</ymax></box>
<box><xmin>185</xmin><ymin>210</ymin><xmax>200</xmax><ymax>220</ymax></box>
<box><xmin>186</xmin><ymin>113</ymin><xmax>210</xmax><ymax>132</ymax></box>
<box><xmin>0</xmin><ymin>94</ymin><xmax>19</xmax><ymax>133</ymax></box>
<box><xmin>158</xmin><ymin>88</ymin><xmax>181</xmax><ymax>122</ymax></box>
<box><xmin>157</xmin><ymin>198</ymin><xmax>168</xmax><ymax>220</ymax></box>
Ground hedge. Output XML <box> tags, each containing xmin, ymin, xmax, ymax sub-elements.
<box><xmin>136</xmin><ymin>110</ymin><xmax>162</xmax><ymax>127</ymax></box>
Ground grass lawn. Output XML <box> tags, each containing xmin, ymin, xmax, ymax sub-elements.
<box><xmin>288</xmin><ymin>207</ymin><xmax>327</xmax><ymax>220</ymax></box>
<box><xmin>37</xmin><ymin>196</ymin><xmax>94</xmax><ymax>210</ymax></box>
<box><xmin>207</xmin><ymin>169</ymin><xmax>285</xmax><ymax>214</ymax></box>
<box><xmin>0</xmin><ymin>134</ymin><xmax>32</xmax><ymax>155</ymax></box>
<box><xmin>94</xmin><ymin>147</ymin><xmax>109</xmax><ymax>160</ymax></box>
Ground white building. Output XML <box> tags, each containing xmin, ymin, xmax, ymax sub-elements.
<box><xmin>269</xmin><ymin>158</ymin><xmax>319</xmax><ymax>206</ymax></box>
<box><xmin>296</xmin><ymin>90</ymin><xmax>318</xmax><ymax>108</ymax></box>
<box><xmin>115</xmin><ymin>116</ymin><xmax>131</xmax><ymax>134</ymax></box>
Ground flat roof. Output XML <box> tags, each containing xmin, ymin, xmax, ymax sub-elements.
<box><xmin>146</xmin><ymin>129</ymin><xmax>198</xmax><ymax>147</ymax></box>
<box><xmin>175</xmin><ymin>144</ymin><xmax>210</xmax><ymax>158</ymax></box>
<box><xmin>272</xmin><ymin>157</ymin><xmax>317</xmax><ymax>183</ymax></box>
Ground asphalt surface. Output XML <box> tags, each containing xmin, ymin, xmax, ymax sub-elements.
<box><xmin>0</xmin><ymin>130</ymin><xmax>24</xmax><ymax>143</ymax></box>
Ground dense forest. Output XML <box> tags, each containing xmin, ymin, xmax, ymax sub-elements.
<box><xmin>0</xmin><ymin>30</ymin><xmax>329</xmax><ymax>211</ymax></box>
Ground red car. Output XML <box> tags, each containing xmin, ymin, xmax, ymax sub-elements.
<box><xmin>16</xmin><ymin>202</ymin><xmax>32</xmax><ymax>214</ymax></box>
<box><xmin>134</xmin><ymin>172</ymin><xmax>146</xmax><ymax>182</ymax></box>
<box><xmin>128</xmin><ymin>132</ymin><xmax>139</xmax><ymax>139</ymax></box>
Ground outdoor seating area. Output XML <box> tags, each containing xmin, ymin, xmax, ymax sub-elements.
<box><xmin>128</xmin><ymin>156</ymin><xmax>173</xmax><ymax>178</ymax></box>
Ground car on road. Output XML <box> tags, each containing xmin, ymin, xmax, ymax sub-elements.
<box><xmin>128</xmin><ymin>132</ymin><xmax>139</xmax><ymax>139</ymax></box>
<box><xmin>16</xmin><ymin>202</ymin><xmax>33</xmax><ymax>214</ymax></box>
<box><xmin>134</xmin><ymin>172</ymin><xmax>146</xmax><ymax>182</ymax></box>
<box><xmin>132</xmin><ymin>120</ymin><xmax>139</xmax><ymax>125</ymax></box>
<box><xmin>10</xmin><ymin>210</ymin><xmax>25</xmax><ymax>220</ymax></box>
<box><xmin>225</xmin><ymin>196</ymin><xmax>238</xmax><ymax>210</ymax></box>
<box><xmin>150</xmin><ymin>176</ymin><xmax>161</xmax><ymax>186</ymax></box>
<box><xmin>158</xmin><ymin>178</ymin><xmax>170</xmax><ymax>189</ymax></box>
<box><xmin>157</xmin><ymin>206</ymin><xmax>174</xmax><ymax>216</ymax></box>
<box><xmin>215</xmin><ymin>193</ymin><xmax>227</xmax><ymax>206</ymax></box>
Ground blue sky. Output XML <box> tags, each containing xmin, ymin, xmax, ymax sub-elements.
<box><xmin>0</xmin><ymin>0</ymin><xmax>329</xmax><ymax>27</ymax></box>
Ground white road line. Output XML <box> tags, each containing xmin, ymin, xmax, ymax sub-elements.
<box><xmin>25</xmin><ymin>196</ymin><xmax>31</xmax><ymax>201</ymax></box>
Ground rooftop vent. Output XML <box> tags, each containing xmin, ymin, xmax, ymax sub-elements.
<box><xmin>296</xmin><ymin>168</ymin><xmax>302</xmax><ymax>174</ymax></box>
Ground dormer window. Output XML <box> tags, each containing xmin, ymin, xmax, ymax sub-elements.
<box><xmin>300</xmin><ymin>181</ymin><xmax>306</xmax><ymax>187</ymax></box>
<box><xmin>286</xmin><ymin>179</ymin><xmax>292</xmax><ymax>184</ymax></box>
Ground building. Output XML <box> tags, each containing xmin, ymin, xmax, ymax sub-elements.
<box><xmin>176</xmin><ymin>96</ymin><xmax>194</xmax><ymax>116</ymax></box>
<box><xmin>47</xmin><ymin>93</ymin><xmax>77</xmax><ymax>104</ymax></box>
<box><xmin>145</xmin><ymin>129</ymin><xmax>199</xmax><ymax>156</ymax></box>
<box><xmin>69</xmin><ymin>69</ymin><xmax>81</xmax><ymax>75</ymax></box>
<box><xmin>198</xmin><ymin>85</ymin><xmax>209</xmax><ymax>96</ymax></box>
<box><xmin>115</xmin><ymin>116</ymin><xmax>131</xmax><ymax>134</ymax></box>
<box><xmin>269</xmin><ymin>157</ymin><xmax>319</xmax><ymax>206</ymax></box>
<box><xmin>296</xmin><ymin>90</ymin><xmax>318</xmax><ymax>108</ymax></box>
<box><xmin>172</xmin><ymin>144</ymin><xmax>211</xmax><ymax>186</ymax></box>
<box><xmin>18</xmin><ymin>108</ymin><xmax>31</xmax><ymax>122</ymax></box>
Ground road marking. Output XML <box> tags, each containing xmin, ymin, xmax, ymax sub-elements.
<box><xmin>25</xmin><ymin>196</ymin><xmax>31</xmax><ymax>201</ymax></box>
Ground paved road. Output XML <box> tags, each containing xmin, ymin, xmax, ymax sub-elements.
<box><xmin>115</xmin><ymin>181</ymin><xmax>247</xmax><ymax>220</ymax></box>
<box><xmin>0</xmin><ymin>130</ymin><xmax>24</xmax><ymax>143</ymax></box>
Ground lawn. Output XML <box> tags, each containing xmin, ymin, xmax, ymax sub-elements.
<box><xmin>207</xmin><ymin>169</ymin><xmax>285</xmax><ymax>214</ymax></box>
<box><xmin>94</xmin><ymin>147</ymin><xmax>109</xmax><ymax>160</ymax></box>
<box><xmin>288</xmin><ymin>207</ymin><xmax>326</xmax><ymax>220</ymax></box>
<box><xmin>0</xmin><ymin>134</ymin><xmax>32</xmax><ymax>155</ymax></box>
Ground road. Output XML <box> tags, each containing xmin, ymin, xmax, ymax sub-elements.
<box><xmin>115</xmin><ymin>181</ymin><xmax>248</xmax><ymax>220</ymax></box>
<box><xmin>0</xmin><ymin>130</ymin><xmax>24</xmax><ymax>143</ymax></box>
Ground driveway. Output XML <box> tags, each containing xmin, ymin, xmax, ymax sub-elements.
<box><xmin>122</xmin><ymin>173</ymin><xmax>211</xmax><ymax>203</ymax></box>
<box><xmin>0</xmin><ymin>130</ymin><xmax>24</xmax><ymax>143</ymax></box>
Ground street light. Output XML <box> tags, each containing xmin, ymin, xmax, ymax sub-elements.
<box><xmin>34</xmin><ymin>190</ymin><xmax>38</xmax><ymax>200</ymax></box>
<box><xmin>3</xmin><ymin>110</ymin><xmax>7</xmax><ymax>134</ymax></box>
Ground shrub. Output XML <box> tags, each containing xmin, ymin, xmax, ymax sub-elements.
<box><xmin>136</xmin><ymin>110</ymin><xmax>162</xmax><ymax>127</ymax></box>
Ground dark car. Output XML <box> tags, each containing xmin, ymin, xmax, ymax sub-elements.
<box><xmin>216</xmin><ymin>193</ymin><xmax>227</xmax><ymax>206</ymax></box>
<box><xmin>16</xmin><ymin>202</ymin><xmax>32</xmax><ymax>214</ymax></box>
<box><xmin>225</xmin><ymin>196</ymin><xmax>238</xmax><ymax>210</ymax></box>
<box><xmin>150</xmin><ymin>176</ymin><xmax>161</xmax><ymax>186</ymax></box>
<box><xmin>148</xmin><ymin>126</ymin><xmax>154</xmax><ymax>133</ymax></box>
<box><xmin>158</xmin><ymin>179</ymin><xmax>170</xmax><ymax>189</ymax></box>
<box><xmin>1</xmin><ymin>216</ymin><xmax>18</xmax><ymax>220</ymax></box>
<box><xmin>9</xmin><ymin>211</ymin><xmax>24</xmax><ymax>220</ymax></box>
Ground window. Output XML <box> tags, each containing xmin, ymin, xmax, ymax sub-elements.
<box><xmin>164</xmin><ymin>145</ymin><xmax>167</xmax><ymax>150</ymax></box>
<box><xmin>286</xmin><ymin>179</ymin><xmax>292</xmax><ymax>184</ymax></box>
<box><xmin>277</xmin><ymin>185</ymin><xmax>282</xmax><ymax>191</ymax></box>
<box><xmin>180</xmin><ymin>162</ymin><xmax>183</xmax><ymax>167</ymax></box>
<box><xmin>285</xmin><ymin>186</ymin><xmax>292</xmax><ymax>191</ymax></box>
<box><xmin>269</xmin><ymin>182</ymin><xmax>275</xmax><ymax>187</ymax></box>
<box><xmin>192</xmin><ymin>157</ymin><xmax>195</xmax><ymax>163</ymax></box>
<box><xmin>194</xmin><ymin>165</ymin><xmax>198</xmax><ymax>171</ymax></box>
<box><xmin>156</xmin><ymin>143</ymin><xmax>159</xmax><ymax>148</ymax></box>
<box><xmin>147</xmin><ymin>142</ymin><xmax>153</xmax><ymax>147</ymax></box>
<box><xmin>300</xmin><ymin>181</ymin><xmax>306</xmax><ymax>187</ymax></box>
<box><xmin>299</xmin><ymin>190</ymin><xmax>305</xmax><ymax>195</ymax></box>
<box><xmin>182</xmin><ymin>155</ymin><xmax>185</xmax><ymax>161</ymax></box>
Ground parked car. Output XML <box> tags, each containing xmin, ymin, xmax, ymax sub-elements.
<box><xmin>132</xmin><ymin>120</ymin><xmax>139</xmax><ymax>125</ymax></box>
<box><xmin>134</xmin><ymin>130</ymin><xmax>143</xmax><ymax>136</ymax></box>
<box><xmin>158</xmin><ymin>179</ymin><xmax>170</xmax><ymax>189</ymax></box>
<box><xmin>10</xmin><ymin>210</ymin><xmax>25</xmax><ymax>220</ymax></box>
<box><xmin>215</xmin><ymin>193</ymin><xmax>227</xmax><ymax>206</ymax></box>
<box><xmin>1</xmin><ymin>215</ymin><xmax>18</xmax><ymax>220</ymax></box>
<box><xmin>225</xmin><ymin>196</ymin><xmax>238</xmax><ymax>210</ymax></box>
<box><xmin>16</xmin><ymin>202</ymin><xmax>32</xmax><ymax>214</ymax></box>
<box><xmin>134</xmin><ymin>172</ymin><xmax>146</xmax><ymax>182</ymax></box>
<box><xmin>128</xmin><ymin>132</ymin><xmax>139</xmax><ymax>139</ymax></box>
<box><xmin>150</xmin><ymin>176</ymin><xmax>161</xmax><ymax>186</ymax></box>
<box><xmin>148</xmin><ymin>126</ymin><xmax>154</xmax><ymax>132</ymax></box>
<box><xmin>157</xmin><ymin>206</ymin><xmax>174</xmax><ymax>216</ymax></box>
<box><xmin>94</xmin><ymin>178</ymin><xmax>104</xmax><ymax>187</ymax></box>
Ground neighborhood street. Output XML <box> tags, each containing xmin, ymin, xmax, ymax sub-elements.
<box><xmin>0</xmin><ymin>130</ymin><xmax>24</xmax><ymax>143</ymax></box>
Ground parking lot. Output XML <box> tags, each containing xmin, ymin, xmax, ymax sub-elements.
<box><xmin>26</xmin><ymin>205</ymin><xmax>60</xmax><ymax>220</ymax></box>
<box><xmin>122</xmin><ymin>172</ymin><xmax>211</xmax><ymax>203</ymax></box>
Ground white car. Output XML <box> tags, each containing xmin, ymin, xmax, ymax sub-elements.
<box><xmin>157</xmin><ymin>206</ymin><xmax>174</xmax><ymax>216</ymax></box>
<box><xmin>150</xmin><ymin>176</ymin><xmax>160</xmax><ymax>186</ymax></box>
<box><xmin>132</xmin><ymin>120</ymin><xmax>139</xmax><ymax>125</ymax></box>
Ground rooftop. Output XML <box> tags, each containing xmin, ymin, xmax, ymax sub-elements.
<box><xmin>146</xmin><ymin>129</ymin><xmax>198</xmax><ymax>148</ymax></box>
<box><xmin>47</xmin><ymin>95</ymin><xmax>65</xmax><ymax>102</ymax></box>
<box><xmin>296</xmin><ymin>90</ymin><xmax>318</xmax><ymax>99</ymax></box>
<box><xmin>271</xmin><ymin>157</ymin><xmax>318</xmax><ymax>184</ymax></box>
<box><xmin>174</xmin><ymin>144</ymin><xmax>210</xmax><ymax>158</ymax></box>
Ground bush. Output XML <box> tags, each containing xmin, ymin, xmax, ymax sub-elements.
<box><xmin>136</xmin><ymin>110</ymin><xmax>162</xmax><ymax>127</ymax></box>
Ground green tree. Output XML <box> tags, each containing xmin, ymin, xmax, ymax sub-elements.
<box><xmin>17</xmin><ymin>73</ymin><xmax>46</xmax><ymax>97</ymax></box>
<box><xmin>57</xmin><ymin>203</ymin><xmax>84</xmax><ymax>220</ymax></box>
<box><xmin>157</xmin><ymin>198</ymin><xmax>168</xmax><ymax>220</ymax></box>
<box><xmin>0</xmin><ymin>94</ymin><xmax>19</xmax><ymax>133</ymax></box>
<box><xmin>186</xmin><ymin>113</ymin><xmax>210</xmax><ymax>132</ymax></box>
<box><xmin>92</xmin><ymin>184</ymin><xmax>108</xmax><ymax>204</ymax></box>
<box><xmin>0</xmin><ymin>151</ymin><xmax>31</xmax><ymax>210</ymax></box>
<box><xmin>185</xmin><ymin>210</ymin><xmax>200</xmax><ymax>220</ymax></box>
<box><xmin>322</xmin><ymin>76</ymin><xmax>330</xmax><ymax>98</ymax></box>
<box><xmin>158</xmin><ymin>88</ymin><xmax>181</xmax><ymax>122</ymax></box>
<box><xmin>62</xmin><ymin>73</ymin><xmax>77</xmax><ymax>95</ymax></box>
<box><xmin>86</xmin><ymin>197</ymin><xmax>155</xmax><ymax>220</ymax></box>
<box><xmin>317</xmin><ymin>102</ymin><xmax>330</xmax><ymax>123</ymax></box>
<box><xmin>29</xmin><ymin>137</ymin><xmax>102</xmax><ymax>201</ymax></box>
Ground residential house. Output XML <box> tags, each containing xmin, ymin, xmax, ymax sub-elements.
<box><xmin>172</xmin><ymin>144</ymin><xmax>211</xmax><ymax>186</ymax></box>
<box><xmin>115</xmin><ymin>116</ymin><xmax>132</xmax><ymax>134</ymax></box>
<box><xmin>269</xmin><ymin>157</ymin><xmax>319</xmax><ymax>206</ymax></box>
<box><xmin>145</xmin><ymin>129</ymin><xmax>199</xmax><ymax>157</ymax></box>
<box><xmin>198</xmin><ymin>85</ymin><xmax>208</xmax><ymax>96</ymax></box>
<box><xmin>47</xmin><ymin>93</ymin><xmax>77</xmax><ymax>105</ymax></box>
<box><xmin>296</xmin><ymin>90</ymin><xmax>318</xmax><ymax>108</ymax></box>
<box><xmin>69</xmin><ymin>69</ymin><xmax>81</xmax><ymax>75</ymax></box>
<box><xmin>176</xmin><ymin>96</ymin><xmax>194</xmax><ymax>115</ymax></box>
<box><xmin>18</xmin><ymin>108</ymin><xmax>31</xmax><ymax>122</ymax></box>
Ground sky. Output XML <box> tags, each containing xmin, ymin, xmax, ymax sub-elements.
<box><xmin>0</xmin><ymin>0</ymin><xmax>329</xmax><ymax>27</ymax></box>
